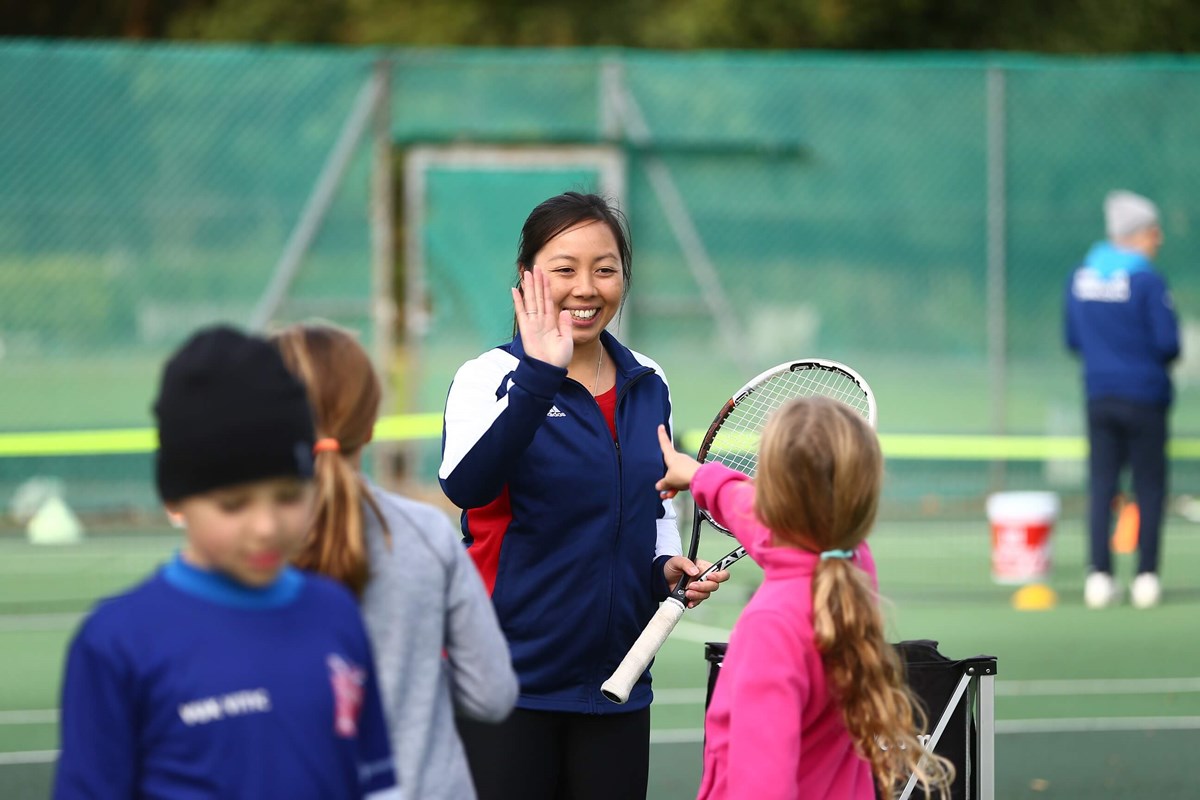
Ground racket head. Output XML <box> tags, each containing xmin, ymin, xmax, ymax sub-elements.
<box><xmin>695</xmin><ymin>359</ymin><xmax>876</xmax><ymax>534</ymax></box>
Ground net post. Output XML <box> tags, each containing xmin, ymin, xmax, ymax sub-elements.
<box><xmin>985</xmin><ymin>64</ymin><xmax>1008</xmax><ymax>492</ymax></box>
<box><xmin>370</xmin><ymin>57</ymin><xmax>399</xmax><ymax>485</ymax></box>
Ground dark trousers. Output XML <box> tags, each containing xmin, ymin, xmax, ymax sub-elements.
<box><xmin>1086</xmin><ymin>397</ymin><xmax>1168</xmax><ymax>575</ymax></box>
<box><xmin>457</xmin><ymin>707</ymin><xmax>651</xmax><ymax>800</ymax></box>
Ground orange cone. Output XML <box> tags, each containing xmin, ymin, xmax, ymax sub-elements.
<box><xmin>1112</xmin><ymin>501</ymin><xmax>1139</xmax><ymax>554</ymax></box>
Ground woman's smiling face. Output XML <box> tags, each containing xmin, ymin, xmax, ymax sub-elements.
<box><xmin>531</xmin><ymin>219</ymin><xmax>624</xmax><ymax>346</ymax></box>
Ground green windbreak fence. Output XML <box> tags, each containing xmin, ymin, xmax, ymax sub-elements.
<box><xmin>3</xmin><ymin>44</ymin><xmax>1200</xmax><ymax>520</ymax></box>
<box><xmin>0</xmin><ymin>42</ymin><xmax>379</xmax><ymax>514</ymax></box>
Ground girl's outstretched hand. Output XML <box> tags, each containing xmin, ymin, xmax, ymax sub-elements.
<box><xmin>656</xmin><ymin>424</ymin><xmax>700</xmax><ymax>500</ymax></box>
<box><xmin>513</xmin><ymin>266</ymin><xmax>572</xmax><ymax>368</ymax></box>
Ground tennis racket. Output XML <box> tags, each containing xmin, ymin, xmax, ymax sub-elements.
<box><xmin>600</xmin><ymin>358</ymin><xmax>876</xmax><ymax>704</ymax></box>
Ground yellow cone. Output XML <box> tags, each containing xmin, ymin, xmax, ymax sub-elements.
<box><xmin>1012</xmin><ymin>583</ymin><xmax>1057</xmax><ymax>611</ymax></box>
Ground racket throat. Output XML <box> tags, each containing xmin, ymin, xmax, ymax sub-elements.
<box><xmin>668</xmin><ymin>579</ymin><xmax>691</xmax><ymax>606</ymax></box>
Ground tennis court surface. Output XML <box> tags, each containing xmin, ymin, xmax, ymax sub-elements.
<box><xmin>3</xmin><ymin>518</ymin><xmax>1198</xmax><ymax>798</ymax></box>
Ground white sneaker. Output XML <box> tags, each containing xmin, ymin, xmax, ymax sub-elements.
<box><xmin>1131</xmin><ymin>573</ymin><xmax>1161</xmax><ymax>609</ymax></box>
<box><xmin>1085</xmin><ymin>572</ymin><xmax>1121</xmax><ymax>609</ymax></box>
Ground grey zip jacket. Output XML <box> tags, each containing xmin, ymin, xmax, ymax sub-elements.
<box><xmin>361</xmin><ymin>480</ymin><xmax>518</xmax><ymax>800</ymax></box>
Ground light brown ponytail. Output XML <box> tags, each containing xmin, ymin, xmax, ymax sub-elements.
<box><xmin>271</xmin><ymin>323</ymin><xmax>388</xmax><ymax>599</ymax></box>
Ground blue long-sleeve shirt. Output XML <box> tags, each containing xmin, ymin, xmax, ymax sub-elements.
<box><xmin>55</xmin><ymin>556</ymin><xmax>399</xmax><ymax>800</ymax></box>
<box><xmin>1064</xmin><ymin>241</ymin><xmax>1180</xmax><ymax>406</ymax></box>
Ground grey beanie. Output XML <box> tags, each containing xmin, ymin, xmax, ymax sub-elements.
<box><xmin>1105</xmin><ymin>190</ymin><xmax>1160</xmax><ymax>240</ymax></box>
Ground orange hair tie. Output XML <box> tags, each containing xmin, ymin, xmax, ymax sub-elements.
<box><xmin>313</xmin><ymin>438</ymin><xmax>341</xmax><ymax>455</ymax></box>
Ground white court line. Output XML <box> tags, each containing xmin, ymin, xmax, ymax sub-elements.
<box><xmin>650</xmin><ymin>716</ymin><xmax>1200</xmax><ymax>745</ymax></box>
<box><xmin>995</xmin><ymin>716</ymin><xmax>1200</xmax><ymax>733</ymax></box>
<box><xmin>0</xmin><ymin>710</ymin><xmax>57</xmax><ymax>724</ymax></box>
<box><xmin>650</xmin><ymin>677</ymin><xmax>1200</xmax><ymax>705</ymax></box>
<box><xmin>651</xmin><ymin>728</ymin><xmax>705</xmax><ymax>744</ymax></box>
<box><xmin>998</xmin><ymin>677</ymin><xmax>1200</xmax><ymax>696</ymax></box>
<box><xmin>4</xmin><ymin>678</ymin><xmax>1198</xmax><ymax>724</ymax></box>
<box><xmin>0</xmin><ymin>613</ymin><xmax>83</xmax><ymax>632</ymax></box>
<box><xmin>0</xmin><ymin>750</ymin><xmax>57</xmax><ymax>765</ymax></box>
<box><xmin>5</xmin><ymin>719</ymin><xmax>1200</xmax><ymax>762</ymax></box>
<box><xmin>670</xmin><ymin>621</ymin><xmax>733</xmax><ymax>644</ymax></box>
<box><xmin>653</xmin><ymin>689</ymin><xmax>707</xmax><ymax>705</ymax></box>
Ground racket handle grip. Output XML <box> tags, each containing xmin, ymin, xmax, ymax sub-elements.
<box><xmin>601</xmin><ymin>597</ymin><xmax>687</xmax><ymax>704</ymax></box>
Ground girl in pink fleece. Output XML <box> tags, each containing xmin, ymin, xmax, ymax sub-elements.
<box><xmin>656</xmin><ymin>397</ymin><xmax>953</xmax><ymax>799</ymax></box>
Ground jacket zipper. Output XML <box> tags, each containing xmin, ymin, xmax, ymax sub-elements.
<box><xmin>592</xmin><ymin>368</ymin><xmax>653</xmax><ymax>712</ymax></box>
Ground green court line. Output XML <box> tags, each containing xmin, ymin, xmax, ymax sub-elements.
<box><xmin>0</xmin><ymin>414</ymin><xmax>444</xmax><ymax>458</ymax></box>
<box><xmin>369</xmin><ymin>412</ymin><xmax>444</xmax><ymax>442</ymax></box>
<box><xmin>0</xmin><ymin>428</ymin><xmax>157</xmax><ymax>457</ymax></box>
<box><xmin>680</xmin><ymin>430</ymin><xmax>1200</xmax><ymax>461</ymax></box>
<box><xmin>878</xmin><ymin>434</ymin><xmax>1088</xmax><ymax>460</ymax></box>
<box><xmin>5</xmin><ymin>417</ymin><xmax>1200</xmax><ymax>461</ymax></box>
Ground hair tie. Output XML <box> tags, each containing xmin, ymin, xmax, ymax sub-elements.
<box><xmin>820</xmin><ymin>549</ymin><xmax>855</xmax><ymax>561</ymax></box>
<box><xmin>313</xmin><ymin>438</ymin><xmax>340</xmax><ymax>455</ymax></box>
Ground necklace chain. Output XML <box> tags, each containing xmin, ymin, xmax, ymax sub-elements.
<box><xmin>593</xmin><ymin>346</ymin><xmax>604</xmax><ymax>395</ymax></box>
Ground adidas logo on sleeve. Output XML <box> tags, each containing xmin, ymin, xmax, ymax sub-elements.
<box><xmin>546</xmin><ymin>406</ymin><xmax>566</xmax><ymax>418</ymax></box>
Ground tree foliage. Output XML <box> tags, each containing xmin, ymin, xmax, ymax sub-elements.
<box><xmin>3</xmin><ymin>0</ymin><xmax>1200</xmax><ymax>52</ymax></box>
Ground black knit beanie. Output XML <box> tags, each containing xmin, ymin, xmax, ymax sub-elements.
<box><xmin>154</xmin><ymin>325</ymin><xmax>315</xmax><ymax>502</ymax></box>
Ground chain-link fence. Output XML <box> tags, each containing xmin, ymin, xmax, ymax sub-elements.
<box><xmin>3</xmin><ymin>44</ymin><xmax>1199</xmax><ymax>519</ymax></box>
<box><xmin>0</xmin><ymin>42</ymin><xmax>381</xmax><ymax>514</ymax></box>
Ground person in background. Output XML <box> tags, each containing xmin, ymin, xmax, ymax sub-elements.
<box><xmin>54</xmin><ymin>325</ymin><xmax>398</xmax><ymax>800</ymax></box>
<box><xmin>439</xmin><ymin>191</ymin><xmax>728</xmax><ymax>800</ymax></box>
<box><xmin>656</xmin><ymin>397</ymin><xmax>954</xmax><ymax>800</ymax></box>
<box><xmin>1065</xmin><ymin>190</ymin><xmax>1180</xmax><ymax>609</ymax></box>
<box><xmin>272</xmin><ymin>321</ymin><xmax>518</xmax><ymax>800</ymax></box>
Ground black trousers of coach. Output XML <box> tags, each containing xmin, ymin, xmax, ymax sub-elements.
<box><xmin>1086</xmin><ymin>397</ymin><xmax>1168</xmax><ymax>576</ymax></box>
<box><xmin>457</xmin><ymin>706</ymin><xmax>651</xmax><ymax>800</ymax></box>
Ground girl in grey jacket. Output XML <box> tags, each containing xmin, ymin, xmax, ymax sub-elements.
<box><xmin>273</xmin><ymin>322</ymin><xmax>518</xmax><ymax>800</ymax></box>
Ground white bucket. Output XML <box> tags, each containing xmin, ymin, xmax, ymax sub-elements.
<box><xmin>986</xmin><ymin>491</ymin><xmax>1059</xmax><ymax>585</ymax></box>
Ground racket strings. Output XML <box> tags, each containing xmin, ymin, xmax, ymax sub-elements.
<box><xmin>704</xmin><ymin>367</ymin><xmax>871</xmax><ymax>480</ymax></box>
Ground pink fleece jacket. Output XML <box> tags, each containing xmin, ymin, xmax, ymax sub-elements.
<box><xmin>693</xmin><ymin>462</ymin><xmax>878</xmax><ymax>800</ymax></box>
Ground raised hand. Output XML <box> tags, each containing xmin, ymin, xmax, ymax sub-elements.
<box><xmin>513</xmin><ymin>266</ymin><xmax>572</xmax><ymax>368</ymax></box>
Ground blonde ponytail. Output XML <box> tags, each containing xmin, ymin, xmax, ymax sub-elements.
<box><xmin>814</xmin><ymin>561</ymin><xmax>954</xmax><ymax>797</ymax></box>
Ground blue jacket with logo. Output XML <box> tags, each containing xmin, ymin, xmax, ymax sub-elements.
<box><xmin>439</xmin><ymin>330</ymin><xmax>680</xmax><ymax>714</ymax></box>
<box><xmin>1064</xmin><ymin>241</ymin><xmax>1180</xmax><ymax>406</ymax></box>
<box><xmin>55</xmin><ymin>556</ymin><xmax>398</xmax><ymax>800</ymax></box>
